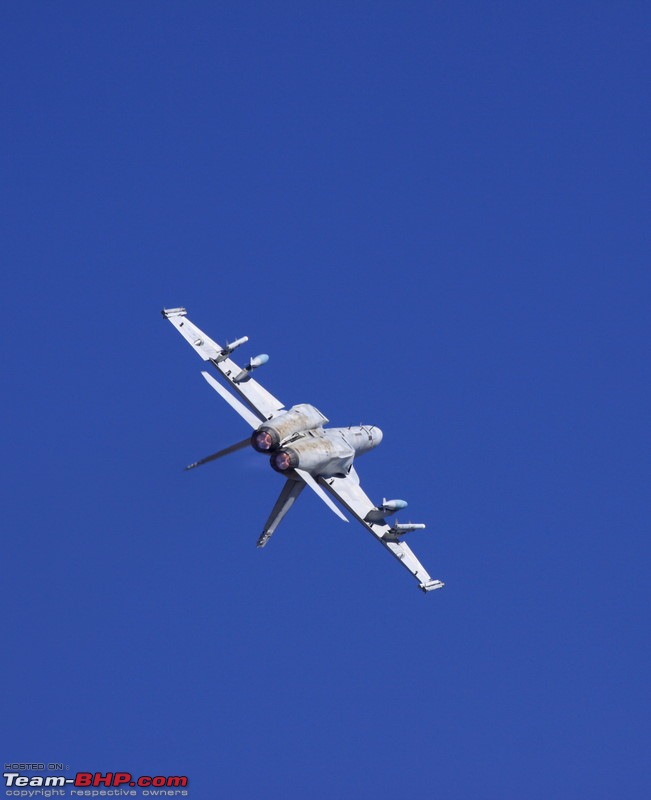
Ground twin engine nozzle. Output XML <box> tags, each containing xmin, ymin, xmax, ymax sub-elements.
<box><xmin>251</xmin><ymin>427</ymin><xmax>281</xmax><ymax>452</ymax></box>
<box><xmin>271</xmin><ymin>448</ymin><xmax>299</xmax><ymax>472</ymax></box>
<box><xmin>250</xmin><ymin>403</ymin><xmax>329</xmax><ymax>454</ymax></box>
<box><xmin>250</xmin><ymin>403</ymin><xmax>330</xmax><ymax>474</ymax></box>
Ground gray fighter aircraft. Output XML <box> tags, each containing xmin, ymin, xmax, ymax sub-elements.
<box><xmin>162</xmin><ymin>308</ymin><xmax>444</xmax><ymax>593</ymax></box>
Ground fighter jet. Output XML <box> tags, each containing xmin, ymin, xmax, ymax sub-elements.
<box><xmin>162</xmin><ymin>308</ymin><xmax>444</xmax><ymax>593</ymax></box>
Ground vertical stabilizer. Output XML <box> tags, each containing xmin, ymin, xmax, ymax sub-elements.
<box><xmin>257</xmin><ymin>479</ymin><xmax>306</xmax><ymax>547</ymax></box>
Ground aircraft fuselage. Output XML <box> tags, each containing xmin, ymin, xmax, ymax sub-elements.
<box><xmin>269</xmin><ymin>425</ymin><xmax>383</xmax><ymax>478</ymax></box>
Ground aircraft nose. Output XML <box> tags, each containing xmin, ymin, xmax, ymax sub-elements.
<box><xmin>371</xmin><ymin>427</ymin><xmax>383</xmax><ymax>446</ymax></box>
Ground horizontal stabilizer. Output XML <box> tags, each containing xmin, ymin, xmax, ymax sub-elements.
<box><xmin>201</xmin><ymin>371</ymin><xmax>262</xmax><ymax>428</ymax></box>
<box><xmin>297</xmin><ymin>469</ymin><xmax>348</xmax><ymax>522</ymax></box>
<box><xmin>185</xmin><ymin>438</ymin><xmax>250</xmax><ymax>470</ymax></box>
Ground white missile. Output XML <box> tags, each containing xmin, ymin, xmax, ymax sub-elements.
<box><xmin>387</xmin><ymin>522</ymin><xmax>426</xmax><ymax>536</ymax></box>
<box><xmin>211</xmin><ymin>335</ymin><xmax>249</xmax><ymax>364</ymax></box>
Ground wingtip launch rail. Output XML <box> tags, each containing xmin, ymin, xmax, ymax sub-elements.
<box><xmin>161</xmin><ymin>307</ymin><xmax>444</xmax><ymax>593</ymax></box>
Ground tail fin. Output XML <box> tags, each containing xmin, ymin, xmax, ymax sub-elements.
<box><xmin>257</xmin><ymin>478</ymin><xmax>305</xmax><ymax>547</ymax></box>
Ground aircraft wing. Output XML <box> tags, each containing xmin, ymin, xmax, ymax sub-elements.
<box><xmin>319</xmin><ymin>469</ymin><xmax>444</xmax><ymax>593</ymax></box>
<box><xmin>161</xmin><ymin>308</ymin><xmax>347</xmax><ymax>527</ymax></box>
<box><xmin>162</xmin><ymin>307</ymin><xmax>285</xmax><ymax>422</ymax></box>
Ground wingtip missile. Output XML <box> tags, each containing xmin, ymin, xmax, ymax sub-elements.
<box><xmin>161</xmin><ymin>307</ymin><xmax>187</xmax><ymax>318</ymax></box>
<box><xmin>420</xmin><ymin>579</ymin><xmax>445</xmax><ymax>593</ymax></box>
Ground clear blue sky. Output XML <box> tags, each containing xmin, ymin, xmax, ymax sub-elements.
<box><xmin>2</xmin><ymin>3</ymin><xmax>649</xmax><ymax>798</ymax></box>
